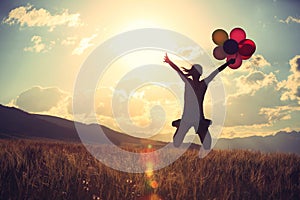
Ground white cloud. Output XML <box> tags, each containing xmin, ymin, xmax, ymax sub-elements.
<box><xmin>289</xmin><ymin>55</ymin><xmax>300</xmax><ymax>75</ymax></box>
<box><xmin>279</xmin><ymin>55</ymin><xmax>300</xmax><ymax>103</ymax></box>
<box><xmin>61</xmin><ymin>36</ymin><xmax>77</xmax><ymax>46</ymax></box>
<box><xmin>95</xmin><ymin>87</ymin><xmax>114</xmax><ymax>117</ymax></box>
<box><xmin>47</xmin><ymin>96</ymin><xmax>73</xmax><ymax>120</ymax></box>
<box><xmin>225</xmin><ymin>92</ymin><xmax>269</xmax><ymax>127</ymax></box>
<box><xmin>237</xmin><ymin>71</ymin><xmax>278</xmax><ymax>95</ymax></box>
<box><xmin>8</xmin><ymin>86</ymin><xmax>73</xmax><ymax>120</ymax></box>
<box><xmin>94</xmin><ymin>85</ymin><xmax>181</xmax><ymax>137</ymax></box>
<box><xmin>259</xmin><ymin>106</ymin><xmax>292</xmax><ymax>124</ymax></box>
<box><xmin>221</xmin><ymin>124</ymin><xmax>273</xmax><ymax>138</ymax></box>
<box><xmin>222</xmin><ymin>54</ymin><xmax>300</xmax><ymax>137</ymax></box>
<box><xmin>72</xmin><ymin>34</ymin><xmax>98</xmax><ymax>55</ymax></box>
<box><xmin>224</xmin><ymin>68</ymin><xmax>282</xmax><ymax>127</ymax></box>
<box><xmin>24</xmin><ymin>35</ymin><xmax>54</xmax><ymax>53</ymax></box>
<box><xmin>3</xmin><ymin>4</ymin><xmax>82</xmax><ymax>31</ymax></box>
<box><xmin>176</xmin><ymin>46</ymin><xmax>204</xmax><ymax>61</ymax></box>
<box><xmin>250</xmin><ymin>55</ymin><xmax>271</xmax><ymax>68</ymax></box>
<box><xmin>24</xmin><ymin>36</ymin><xmax>45</xmax><ymax>52</ymax></box>
<box><xmin>241</xmin><ymin>55</ymin><xmax>271</xmax><ymax>71</ymax></box>
<box><xmin>222</xmin><ymin>54</ymin><xmax>275</xmax><ymax>96</ymax></box>
<box><xmin>279</xmin><ymin>16</ymin><xmax>300</xmax><ymax>24</ymax></box>
<box><xmin>223</xmin><ymin>54</ymin><xmax>271</xmax><ymax>75</ymax></box>
<box><xmin>15</xmin><ymin>86</ymin><xmax>66</xmax><ymax>112</ymax></box>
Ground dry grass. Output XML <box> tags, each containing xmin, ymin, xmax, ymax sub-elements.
<box><xmin>0</xmin><ymin>139</ymin><xmax>299</xmax><ymax>200</ymax></box>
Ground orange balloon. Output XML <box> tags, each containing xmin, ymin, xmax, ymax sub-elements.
<box><xmin>212</xmin><ymin>29</ymin><xmax>228</xmax><ymax>45</ymax></box>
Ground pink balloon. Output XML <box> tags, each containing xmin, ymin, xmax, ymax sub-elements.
<box><xmin>213</xmin><ymin>46</ymin><xmax>227</xmax><ymax>60</ymax></box>
<box><xmin>238</xmin><ymin>39</ymin><xmax>256</xmax><ymax>57</ymax></box>
<box><xmin>227</xmin><ymin>53</ymin><xmax>242</xmax><ymax>69</ymax></box>
<box><xmin>230</xmin><ymin>28</ymin><xmax>246</xmax><ymax>43</ymax></box>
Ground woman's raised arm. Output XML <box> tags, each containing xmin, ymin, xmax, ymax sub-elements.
<box><xmin>164</xmin><ymin>53</ymin><xmax>186</xmax><ymax>77</ymax></box>
<box><xmin>204</xmin><ymin>59</ymin><xmax>235</xmax><ymax>85</ymax></box>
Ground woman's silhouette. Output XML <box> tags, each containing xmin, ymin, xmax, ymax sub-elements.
<box><xmin>164</xmin><ymin>53</ymin><xmax>235</xmax><ymax>150</ymax></box>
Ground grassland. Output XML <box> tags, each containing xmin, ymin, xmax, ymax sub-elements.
<box><xmin>0</xmin><ymin>139</ymin><xmax>299</xmax><ymax>200</ymax></box>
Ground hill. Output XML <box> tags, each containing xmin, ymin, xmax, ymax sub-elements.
<box><xmin>214</xmin><ymin>131</ymin><xmax>300</xmax><ymax>154</ymax></box>
<box><xmin>0</xmin><ymin>104</ymin><xmax>165</xmax><ymax>147</ymax></box>
<box><xmin>1</xmin><ymin>104</ymin><xmax>299</xmax><ymax>154</ymax></box>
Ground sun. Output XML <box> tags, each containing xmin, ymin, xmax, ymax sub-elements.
<box><xmin>120</xmin><ymin>18</ymin><xmax>164</xmax><ymax>32</ymax></box>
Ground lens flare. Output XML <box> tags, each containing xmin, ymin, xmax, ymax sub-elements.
<box><xmin>150</xmin><ymin>180</ymin><xmax>158</xmax><ymax>189</ymax></box>
<box><xmin>139</xmin><ymin>144</ymin><xmax>161</xmax><ymax>195</ymax></box>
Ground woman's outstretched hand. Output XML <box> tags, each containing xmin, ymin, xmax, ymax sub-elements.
<box><xmin>164</xmin><ymin>53</ymin><xmax>171</xmax><ymax>64</ymax></box>
<box><xmin>227</xmin><ymin>58</ymin><xmax>236</xmax><ymax>65</ymax></box>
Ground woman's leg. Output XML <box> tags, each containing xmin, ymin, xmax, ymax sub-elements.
<box><xmin>173</xmin><ymin>121</ymin><xmax>191</xmax><ymax>147</ymax></box>
<box><xmin>198</xmin><ymin>130</ymin><xmax>211</xmax><ymax>150</ymax></box>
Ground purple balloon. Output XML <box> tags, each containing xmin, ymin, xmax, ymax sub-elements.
<box><xmin>223</xmin><ymin>39</ymin><xmax>239</xmax><ymax>55</ymax></box>
<box><xmin>213</xmin><ymin>46</ymin><xmax>227</xmax><ymax>60</ymax></box>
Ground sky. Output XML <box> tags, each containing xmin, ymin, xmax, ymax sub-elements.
<box><xmin>0</xmin><ymin>0</ymin><xmax>300</xmax><ymax>141</ymax></box>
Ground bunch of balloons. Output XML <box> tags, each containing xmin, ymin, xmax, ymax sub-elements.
<box><xmin>212</xmin><ymin>27</ymin><xmax>256</xmax><ymax>69</ymax></box>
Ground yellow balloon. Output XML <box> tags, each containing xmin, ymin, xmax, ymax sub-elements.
<box><xmin>212</xmin><ymin>29</ymin><xmax>228</xmax><ymax>45</ymax></box>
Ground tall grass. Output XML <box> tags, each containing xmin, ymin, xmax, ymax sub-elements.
<box><xmin>0</xmin><ymin>139</ymin><xmax>299</xmax><ymax>199</ymax></box>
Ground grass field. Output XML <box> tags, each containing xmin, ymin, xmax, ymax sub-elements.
<box><xmin>0</xmin><ymin>139</ymin><xmax>299</xmax><ymax>200</ymax></box>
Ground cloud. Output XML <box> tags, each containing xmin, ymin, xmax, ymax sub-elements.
<box><xmin>24</xmin><ymin>36</ymin><xmax>45</xmax><ymax>52</ymax></box>
<box><xmin>72</xmin><ymin>34</ymin><xmax>98</xmax><ymax>55</ymax></box>
<box><xmin>176</xmin><ymin>46</ymin><xmax>204</xmax><ymax>61</ymax></box>
<box><xmin>225</xmin><ymin>93</ymin><xmax>269</xmax><ymax>127</ymax></box>
<box><xmin>95</xmin><ymin>87</ymin><xmax>114</xmax><ymax>117</ymax></box>
<box><xmin>236</xmin><ymin>71</ymin><xmax>278</xmax><ymax>95</ymax></box>
<box><xmin>14</xmin><ymin>86</ymin><xmax>67</xmax><ymax>112</ymax></box>
<box><xmin>222</xmin><ymin>55</ymin><xmax>273</xmax><ymax>95</ymax></box>
<box><xmin>243</xmin><ymin>71</ymin><xmax>265</xmax><ymax>82</ymax></box>
<box><xmin>47</xmin><ymin>96</ymin><xmax>73</xmax><ymax>120</ymax></box>
<box><xmin>7</xmin><ymin>86</ymin><xmax>74</xmax><ymax>120</ymax></box>
<box><xmin>223</xmin><ymin>54</ymin><xmax>271</xmax><ymax>75</ymax></box>
<box><xmin>290</xmin><ymin>55</ymin><xmax>300</xmax><ymax>74</ymax></box>
<box><xmin>250</xmin><ymin>55</ymin><xmax>271</xmax><ymax>67</ymax></box>
<box><xmin>279</xmin><ymin>55</ymin><xmax>300</xmax><ymax>103</ymax></box>
<box><xmin>3</xmin><ymin>4</ymin><xmax>82</xmax><ymax>31</ymax></box>
<box><xmin>225</xmin><ymin>69</ymin><xmax>282</xmax><ymax>127</ymax></box>
<box><xmin>94</xmin><ymin>85</ymin><xmax>181</xmax><ymax>136</ymax></box>
<box><xmin>221</xmin><ymin>53</ymin><xmax>300</xmax><ymax>138</ymax></box>
<box><xmin>259</xmin><ymin>106</ymin><xmax>292</xmax><ymax>124</ymax></box>
<box><xmin>221</xmin><ymin>124</ymin><xmax>273</xmax><ymax>138</ymax></box>
<box><xmin>24</xmin><ymin>35</ymin><xmax>54</xmax><ymax>53</ymax></box>
<box><xmin>279</xmin><ymin>16</ymin><xmax>300</xmax><ymax>24</ymax></box>
<box><xmin>61</xmin><ymin>36</ymin><xmax>77</xmax><ymax>46</ymax></box>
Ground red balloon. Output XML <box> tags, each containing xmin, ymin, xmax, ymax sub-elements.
<box><xmin>227</xmin><ymin>53</ymin><xmax>242</xmax><ymax>69</ymax></box>
<box><xmin>230</xmin><ymin>28</ymin><xmax>246</xmax><ymax>43</ymax></box>
<box><xmin>213</xmin><ymin>46</ymin><xmax>227</xmax><ymax>60</ymax></box>
<box><xmin>238</xmin><ymin>39</ymin><xmax>256</xmax><ymax>57</ymax></box>
<box><xmin>241</xmin><ymin>54</ymin><xmax>251</xmax><ymax>60</ymax></box>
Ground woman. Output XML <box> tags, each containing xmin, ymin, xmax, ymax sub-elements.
<box><xmin>164</xmin><ymin>53</ymin><xmax>235</xmax><ymax>150</ymax></box>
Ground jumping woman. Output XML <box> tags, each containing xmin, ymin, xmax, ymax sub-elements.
<box><xmin>164</xmin><ymin>53</ymin><xmax>235</xmax><ymax>150</ymax></box>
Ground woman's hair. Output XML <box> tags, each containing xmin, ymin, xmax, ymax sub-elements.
<box><xmin>182</xmin><ymin>64</ymin><xmax>203</xmax><ymax>77</ymax></box>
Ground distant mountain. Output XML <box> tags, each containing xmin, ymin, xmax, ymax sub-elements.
<box><xmin>0</xmin><ymin>105</ymin><xmax>78</xmax><ymax>141</ymax></box>
<box><xmin>1</xmin><ymin>104</ymin><xmax>299</xmax><ymax>154</ymax></box>
<box><xmin>151</xmin><ymin>130</ymin><xmax>300</xmax><ymax>154</ymax></box>
<box><xmin>0</xmin><ymin>104</ymin><xmax>165</xmax><ymax>147</ymax></box>
<box><xmin>215</xmin><ymin>131</ymin><xmax>300</xmax><ymax>154</ymax></box>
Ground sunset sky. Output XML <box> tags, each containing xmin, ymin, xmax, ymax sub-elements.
<box><xmin>1</xmin><ymin>0</ymin><xmax>300</xmax><ymax>141</ymax></box>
